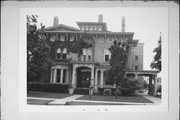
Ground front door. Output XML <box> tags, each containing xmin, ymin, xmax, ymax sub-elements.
<box><xmin>77</xmin><ymin>67</ymin><xmax>91</xmax><ymax>88</ymax></box>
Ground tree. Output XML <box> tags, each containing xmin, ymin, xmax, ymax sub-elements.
<box><xmin>150</xmin><ymin>33</ymin><xmax>161</xmax><ymax>71</ymax></box>
<box><xmin>27</xmin><ymin>15</ymin><xmax>51</xmax><ymax>93</ymax></box>
<box><xmin>107</xmin><ymin>40</ymin><xmax>130</xmax><ymax>98</ymax></box>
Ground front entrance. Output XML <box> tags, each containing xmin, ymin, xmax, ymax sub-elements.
<box><xmin>77</xmin><ymin>67</ymin><xmax>91</xmax><ymax>88</ymax></box>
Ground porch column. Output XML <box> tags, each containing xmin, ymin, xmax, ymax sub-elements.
<box><xmin>72</xmin><ymin>65</ymin><xmax>76</xmax><ymax>87</ymax></box>
<box><xmin>154</xmin><ymin>74</ymin><xmax>157</xmax><ymax>96</ymax></box>
<box><xmin>135</xmin><ymin>73</ymin><xmax>138</xmax><ymax>79</ymax></box>
<box><xmin>91</xmin><ymin>67</ymin><xmax>94</xmax><ymax>83</ymax></box>
<box><xmin>148</xmin><ymin>75</ymin><xmax>153</xmax><ymax>95</ymax></box>
<box><xmin>53</xmin><ymin>68</ymin><xmax>57</xmax><ymax>83</ymax></box>
<box><xmin>94</xmin><ymin>69</ymin><xmax>98</xmax><ymax>89</ymax></box>
<box><xmin>100</xmin><ymin>70</ymin><xmax>104</xmax><ymax>88</ymax></box>
<box><xmin>66</xmin><ymin>69</ymin><xmax>69</xmax><ymax>84</ymax></box>
<box><xmin>50</xmin><ymin>68</ymin><xmax>53</xmax><ymax>83</ymax></box>
<box><xmin>60</xmin><ymin>69</ymin><xmax>64</xmax><ymax>83</ymax></box>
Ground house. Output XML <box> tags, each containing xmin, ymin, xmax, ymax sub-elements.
<box><xmin>44</xmin><ymin>15</ymin><xmax>144</xmax><ymax>93</ymax></box>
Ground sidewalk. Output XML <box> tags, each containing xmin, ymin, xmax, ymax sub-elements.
<box><xmin>27</xmin><ymin>91</ymin><xmax>161</xmax><ymax>105</ymax></box>
<box><xmin>141</xmin><ymin>95</ymin><xmax>161</xmax><ymax>105</ymax></box>
<box><xmin>48</xmin><ymin>95</ymin><xmax>84</xmax><ymax>105</ymax></box>
<box><xmin>47</xmin><ymin>95</ymin><xmax>155</xmax><ymax>105</ymax></box>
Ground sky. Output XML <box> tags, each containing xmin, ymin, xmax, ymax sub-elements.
<box><xmin>27</xmin><ymin>7</ymin><xmax>168</xmax><ymax>70</ymax></box>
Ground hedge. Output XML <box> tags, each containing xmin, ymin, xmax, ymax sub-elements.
<box><xmin>29</xmin><ymin>83</ymin><xmax>69</xmax><ymax>93</ymax></box>
<box><xmin>98</xmin><ymin>88</ymin><xmax>116</xmax><ymax>96</ymax></box>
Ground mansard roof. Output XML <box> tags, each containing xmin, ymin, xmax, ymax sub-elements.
<box><xmin>44</xmin><ymin>24</ymin><xmax>80</xmax><ymax>32</ymax></box>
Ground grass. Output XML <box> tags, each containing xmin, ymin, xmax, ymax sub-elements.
<box><xmin>76</xmin><ymin>95</ymin><xmax>153</xmax><ymax>103</ymax></box>
<box><xmin>27</xmin><ymin>99</ymin><xmax>53</xmax><ymax>105</ymax></box>
<box><xmin>27</xmin><ymin>91</ymin><xmax>72</xmax><ymax>99</ymax></box>
<box><xmin>65</xmin><ymin>101</ymin><xmax>136</xmax><ymax>105</ymax></box>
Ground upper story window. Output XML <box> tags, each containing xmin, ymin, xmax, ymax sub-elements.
<box><xmin>56</xmin><ymin>48</ymin><xmax>68</xmax><ymax>60</ymax></box>
<box><xmin>97</xmin><ymin>26</ymin><xmax>102</xmax><ymax>31</ymax></box>
<box><xmin>90</xmin><ymin>26</ymin><xmax>93</xmax><ymax>31</ymax></box>
<box><xmin>82</xmin><ymin>49</ymin><xmax>87</xmax><ymax>61</ymax></box>
<box><xmin>82</xmin><ymin>49</ymin><xmax>92</xmax><ymax>61</ymax></box>
<box><xmin>56</xmin><ymin>48</ymin><xmax>61</xmax><ymax>59</ymax></box>
<box><xmin>104</xmin><ymin>49</ymin><xmax>111</xmax><ymax>62</ymax></box>
<box><xmin>70</xmin><ymin>35</ymin><xmax>75</xmax><ymax>42</ymax></box>
<box><xmin>81</xmin><ymin>26</ymin><xmax>85</xmax><ymax>31</ymax></box>
<box><xmin>135</xmin><ymin>56</ymin><xmax>138</xmax><ymax>60</ymax></box>
<box><xmin>62</xmin><ymin>48</ymin><xmax>67</xmax><ymax>59</ymax></box>
<box><xmin>50</xmin><ymin>35</ymin><xmax>56</xmax><ymax>41</ymax></box>
<box><xmin>60</xmin><ymin>35</ymin><xmax>65</xmax><ymax>41</ymax></box>
<box><xmin>135</xmin><ymin>66</ymin><xmax>138</xmax><ymax>70</ymax></box>
<box><xmin>85</xmin><ymin>25</ymin><xmax>88</xmax><ymax>31</ymax></box>
<box><xmin>94</xmin><ymin>26</ymin><xmax>97</xmax><ymax>31</ymax></box>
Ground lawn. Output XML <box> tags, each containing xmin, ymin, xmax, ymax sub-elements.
<box><xmin>27</xmin><ymin>91</ymin><xmax>72</xmax><ymax>99</ymax></box>
<box><xmin>27</xmin><ymin>99</ymin><xmax>53</xmax><ymax>105</ymax></box>
<box><xmin>76</xmin><ymin>95</ymin><xmax>153</xmax><ymax>103</ymax></box>
<box><xmin>66</xmin><ymin>101</ymin><xmax>138</xmax><ymax>105</ymax></box>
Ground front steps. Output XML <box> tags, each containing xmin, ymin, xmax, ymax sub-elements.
<box><xmin>73</xmin><ymin>88</ymin><xmax>90</xmax><ymax>95</ymax></box>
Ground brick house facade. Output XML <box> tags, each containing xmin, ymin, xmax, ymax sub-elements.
<box><xmin>44</xmin><ymin>15</ymin><xmax>144</xmax><ymax>91</ymax></box>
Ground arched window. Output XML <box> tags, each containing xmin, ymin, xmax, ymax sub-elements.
<box><xmin>56</xmin><ymin>48</ymin><xmax>61</xmax><ymax>59</ymax></box>
<box><xmin>104</xmin><ymin>49</ymin><xmax>111</xmax><ymax>62</ymax></box>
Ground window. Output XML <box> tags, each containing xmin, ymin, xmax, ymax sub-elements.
<box><xmin>60</xmin><ymin>35</ymin><xmax>65</xmax><ymax>41</ymax></box>
<box><xmin>88</xmin><ymin>55</ymin><xmax>91</xmax><ymax>61</ymax></box>
<box><xmin>135</xmin><ymin>56</ymin><xmax>138</xmax><ymax>60</ymax></box>
<box><xmin>135</xmin><ymin>66</ymin><xmax>138</xmax><ymax>70</ymax></box>
<box><xmin>105</xmin><ymin>55</ymin><xmax>109</xmax><ymax>62</ymax></box>
<box><xmin>104</xmin><ymin>49</ymin><xmax>111</xmax><ymax>62</ymax></box>
<box><xmin>83</xmin><ymin>55</ymin><xmax>86</xmax><ymax>61</ymax></box>
<box><xmin>50</xmin><ymin>35</ymin><xmax>56</xmax><ymax>41</ymax></box>
<box><xmin>81</xmin><ymin>26</ymin><xmax>85</xmax><ymax>31</ymax></box>
<box><xmin>56</xmin><ymin>69</ymin><xmax>61</xmax><ymax>83</ymax></box>
<box><xmin>82</xmin><ymin>49</ymin><xmax>92</xmax><ymax>61</ymax></box>
<box><xmin>56</xmin><ymin>48</ymin><xmax>61</xmax><ymax>59</ymax></box>
<box><xmin>87</xmin><ymin>49</ymin><xmax>92</xmax><ymax>61</ymax></box>
<box><xmin>62</xmin><ymin>48</ymin><xmax>67</xmax><ymax>59</ymax></box>
<box><xmin>63</xmin><ymin>69</ymin><xmax>66</xmax><ymax>83</ymax></box>
<box><xmin>70</xmin><ymin>35</ymin><xmax>75</xmax><ymax>42</ymax></box>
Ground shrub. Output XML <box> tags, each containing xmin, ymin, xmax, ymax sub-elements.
<box><xmin>157</xmin><ymin>85</ymin><xmax>161</xmax><ymax>93</ymax></box>
<box><xmin>98</xmin><ymin>88</ymin><xmax>105</xmax><ymax>95</ymax></box>
<box><xmin>120</xmin><ymin>78</ymin><xmax>139</xmax><ymax>96</ymax></box>
<box><xmin>29</xmin><ymin>83</ymin><xmax>69</xmax><ymax>93</ymax></box>
<box><xmin>112</xmin><ymin>89</ymin><xmax>122</xmax><ymax>96</ymax></box>
<box><xmin>103</xmin><ymin>89</ymin><xmax>112</xmax><ymax>96</ymax></box>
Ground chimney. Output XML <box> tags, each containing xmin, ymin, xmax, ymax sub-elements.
<box><xmin>121</xmin><ymin>16</ymin><xmax>125</xmax><ymax>32</ymax></box>
<box><xmin>98</xmin><ymin>14</ymin><xmax>103</xmax><ymax>22</ymax></box>
<box><xmin>53</xmin><ymin>16</ymin><xmax>59</xmax><ymax>26</ymax></box>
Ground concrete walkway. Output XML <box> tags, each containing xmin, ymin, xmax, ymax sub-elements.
<box><xmin>48</xmin><ymin>95</ymin><xmax>84</xmax><ymax>105</ymax></box>
<box><xmin>28</xmin><ymin>94</ymin><xmax>161</xmax><ymax>105</ymax></box>
<box><xmin>47</xmin><ymin>95</ymin><xmax>157</xmax><ymax>105</ymax></box>
<box><xmin>141</xmin><ymin>95</ymin><xmax>161</xmax><ymax>105</ymax></box>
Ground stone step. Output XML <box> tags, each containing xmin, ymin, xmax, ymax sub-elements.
<box><xmin>73</xmin><ymin>88</ymin><xmax>90</xmax><ymax>95</ymax></box>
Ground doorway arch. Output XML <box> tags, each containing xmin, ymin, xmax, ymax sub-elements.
<box><xmin>76</xmin><ymin>67</ymin><xmax>91</xmax><ymax>88</ymax></box>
